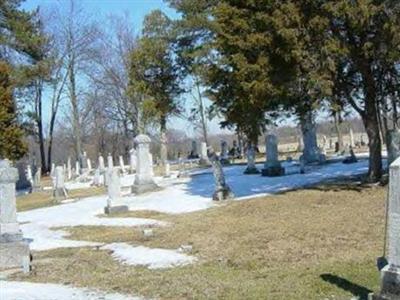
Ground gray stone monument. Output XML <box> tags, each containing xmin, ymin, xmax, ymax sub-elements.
<box><xmin>387</xmin><ymin>130</ymin><xmax>400</xmax><ymax>166</ymax></box>
<box><xmin>262</xmin><ymin>135</ymin><xmax>285</xmax><ymax>176</ymax></box>
<box><xmin>92</xmin><ymin>168</ymin><xmax>103</xmax><ymax>187</ymax></box>
<box><xmin>208</xmin><ymin>147</ymin><xmax>234</xmax><ymax>201</ymax></box>
<box><xmin>53</xmin><ymin>166</ymin><xmax>68</xmax><ymax>201</ymax></box>
<box><xmin>131</xmin><ymin>134</ymin><xmax>159</xmax><ymax>194</ymax></box>
<box><xmin>370</xmin><ymin>157</ymin><xmax>400</xmax><ymax>299</ymax></box>
<box><xmin>119</xmin><ymin>155</ymin><xmax>126</xmax><ymax>173</ymax></box>
<box><xmin>32</xmin><ymin>167</ymin><xmax>41</xmax><ymax>192</ymax></box>
<box><xmin>220</xmin><ymin>140</ymin><xmax>230</xmax><ymax>165</ymax></box>
<box><xmin>87</xmin><ymin>158</ymin><xmax>92</xmax><ymax>172</ymax></box>
<box><xmin>98</xmin><ymin>154</ymin><xmax>105</xmax><ymax>172</ymax></box>
<box><xmin>199</xmin><ymin>142</ymin><xmax>209</xmax><ymax>165</ymax></box>
<box><xmin>244</xmin><ymin>144</ymin><xmax>260</xmax><ymax>174</ymax></box>
<box><xmin>129</xmin><ymin>149</ymin><xmax>136</xmax><ymax>173</ymax></box>
<box><xmin>190</xmin><ymin>140</ymin><xmax>199</xmax><ymax>158</ymax></box>
<box><xmin>26</xmin><ymin>165</ymin><xmax>33</xmax><ymax>189</ymax></box>
<box><xmin>0</xmin><ymin>160</ymin><xmax>30</xmax><ymax>273</ymax></box>
<box><xmin>67</xmin><ymin>157</ymin><xmax>72</xmax><ymax>180</ymax></box>
<box><xmin>107</xmin><ymin>153</ymin><xmax>113</xmax><ymax>168</ymax></box>
<box><xmin>104</xmin><ymin>168</ymin><xmax>128</xmax><ymax>214</ymax></box>
<box><xmin>300</xmin><ymin>112</ymin><xmax>325</xmax><ymax>164</ymax></box>
<box><xmin>75</xmin><ymin>161</ymin><xmax>80</xmax><ymax>177</ymax></box>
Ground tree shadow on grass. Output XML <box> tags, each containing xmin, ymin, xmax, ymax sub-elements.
<box><xmin>320</xmin><ymin>273</ymin><xmax>372</xmax><ymax>300</ymax></box>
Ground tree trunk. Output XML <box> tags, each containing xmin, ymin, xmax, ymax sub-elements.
<box><xmin>68</xmin><ymin>60</ymin><xmax>82</xmax><ymax>162</ymax></box>
<box><xmin>35</xmin><ymin>81</ymin><xmax>47</xmax><ymax>173</ymax></box>
<box><xmin>195</xmin><ymin>80</ymin><xmax>208</xmax><ymax>144</ymax></box>
<box><xmin>362</xmin><ymin>92</ymin><xmax>382</xmax><ymax>182</ymax></box>
<box><xmin>333</xmin><ymin>112</ymin><xmax>343</xmax><ymax>153</ymax></box>
<box><xmin>160</xmin><ymin>116</ymin><xmax>168</xmax><ymax>166</ymax></box>
<box><xmin>47</xmin><ymin>111</ymin><xmax>57</xmax><ymax>174</ymax></box>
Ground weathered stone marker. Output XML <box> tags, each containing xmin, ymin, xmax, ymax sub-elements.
<box><xmin>53</xmin><ymin>166</ymin><xmax>68</xmax><ymax>201</ymax></box>
<box><xmin>129</xmin><ymin>149</ymin><xmax>136</xmax><ymax>173</ymax></box>
<box><xmin>67</xmin><ymin>157</ymin><xmax>72</xmax><ymax>180</ymax></box>
<box><xmin>370</xmin><ymin>157</ymin><xmax>400</xmax><ymax>299</ymax></box>
<box><xmin>220</xmin><ymin>140</ymin><xmax>230</xmax><ymax>165</ymax></box>
<box><xmin>262</xmin><ymin>135</ymin><xmax>284</xmax><ymax>176</ymax></box>
<box><xmin>0</xmin><ymin>160</ymin><xmax>30</xmax><ymax>273</ymax></box>
<box><xmin>131</xmin><ymin>134</ymin><xmax>159</xmax><ymax>194</ymax></box>
<box><xmin>107</xmin><ymin>153</ymin><xmax>113</xmax><ymax>168</ymax></box>
<box><xmin>119</xmin><ymin>155</ymin><xmax>126</xmax><ymax>173</ymax></box>
<box><xmin>244</xmin><ymin>144</ymin><xmax>259</xmax><ymax>174</ymax></box>
<box><xmin>387</xmin><ymin>130</ymin><xmax>400</xmax><ymax>166</ymax></box>
<box><xmin>199</xmin><ymin>142</ymin><xmax>209</xmax><ymax>165</ymax></box>
<box><xmin>32</xmin><ymin>166</ymin><xmax>41</xmax><ymax>192</ymax></box>
<box><xmin>300</xmin><ymin>111</ymin><xmax>325</xmax><ymax>164</ymax></box>
<box><xmin>104</xmin><ymin>168</ymin><xmax>128</xmax><ymax>214</ymax></box>
<box><xmin>208</xmin><ymin>147</ymin><xmax>234</xmax><ymax>201</ymax></box>
<box><xmin>98</xmin><ymin>154</ymin><xmax>105</xmax><ymax>172</ymax></box>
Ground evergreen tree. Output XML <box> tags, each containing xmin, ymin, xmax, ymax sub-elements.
<box><xmin>0</xmin><ymin>61</ymin><xmax>27</xmax><ymax>160</ymax></box>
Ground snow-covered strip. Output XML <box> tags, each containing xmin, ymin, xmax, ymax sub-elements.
<box><xmin>0</xmin><ymin>281</ymin><xmax>143</xmax><ymax>300</ymax></box>
<box><xmin>101</xmin><ymin>243</ymin><xmax>196</xmax><ymax>269</ymax></box>
<box><xmin>18</xmin><ymin>195</ymin><xmax>167</xmax><ymax>251</ymax></box>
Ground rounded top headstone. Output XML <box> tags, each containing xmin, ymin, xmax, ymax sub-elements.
<box><xmin>134</xmin><ymin>134</ymin><xmax>151</xmax><ymax>145</ymax></box>
<box><xmin>0</xmin><ymin>159</ymin><xmax>18</xmax><ymax>183</ymax></box>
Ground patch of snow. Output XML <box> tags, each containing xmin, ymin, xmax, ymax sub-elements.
<box><xmin>101</xmin><ymin>243</ymin><xmax>196</xmax><ymax>269</ymax></box>
<box><xmin>18</xmin><ymin>195</ymin><xmax>167</xmax><ymax>251</ymax></box>
<box><xmin>0</xmin><ymin>281</ymin><xmax>142</xmax><ymax>300</ymax></box>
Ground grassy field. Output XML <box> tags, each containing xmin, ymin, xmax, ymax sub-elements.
<box><xmin>11</xmin><ymin>183</ymin><xmax>386</xmax><ymax>299</ymax></box>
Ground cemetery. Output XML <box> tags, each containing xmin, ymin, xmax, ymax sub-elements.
<box><xmin>0</xmin><ymin>1</ymin><xmax>399</xmax><ymax>300</ymax></box>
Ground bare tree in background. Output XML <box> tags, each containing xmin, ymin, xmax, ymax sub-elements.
<box><xmin>91</xmin><ymin>13</ymin><xmax>140</xmax><ymax>158</ymax></box>
<box><xmin>51</xmin><ymin>0</ymin><xmax>100</xmax><ymax>163</ymax></box>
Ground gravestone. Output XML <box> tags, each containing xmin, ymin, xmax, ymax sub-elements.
<box><xmin>220</xmin><ymin>140</ymin><xmax>230</xmax><ymax>165</ymax></box>
<box><xmin>208</xmin><ymin>147</ymin><xmax>234</xmax><ymax>201</ymax></box>
<box><xmin>15</xmin><ymin>161</ymin><xmax>30</xmax><ymax>190</ymax></box>
<box><xmin>343</xmin><ymin>147</ymin><xmax>358</xmax><ymax>164</ymax></box>
<box><xmin>80</xmin><ymin>152</ymin><xmax>88</xmax><ymax>171</ymax></box>
<box><xmin>0</xmin><ymin>160</ymin><xmax>30</xmax><ymax>273</ymax></box>
<box><xmin>75</xmin><ymin>161</ymin><xmax>80</xmax><ymax>177</ymax></box>
<box><xmin>92</xmin><ymin>168</ymin><xmax>103</xmax><ymax>187</ymax></box>
<box><xmin>26</xmin><ymin>165</ymin><xmax>33</xmax><ymax>189</ymax></box>
<box><xmin>300</xmin><ymin>112</ymin><xmax>325</xmax><ymax>164</ymax></box>
<box><xmin>67</xmin><ymin>157</ymin><xmax>72</xmax><ymax>180</ymax></box>
<box><xmin>189</xmin><ymin>140</ymin><xmax>199</xmax><ymax>158</ymax></box>
<box><xmin>199</xmin><ymin>142</ymin><xmax>209</xmax><ymax>165</ymax></box>
<box><xmin>104</xmin><ymin>168</ymin><xmax>128</xmax><ymax>214</ymax></box>
<box><xmin>370</xmin><ymin>157</ymin><xmax>400</xmax><ymax>299</ymax></box>
<box><xmin>119</xmin><ymin>155</ymin><xmax>126</xmax><ymax>173</ymax></box>
<box><xmin>53</xmin><ymin>166</ymin><xmax>68</xmax><ymax>202</ymax></box>
<box><xmin>107</xmin><ymin>154</ymin><xmax>113</xmax><ymax>168</ymax></box>
<box><xmin>129</xmin><ymin>149</ymin><xmax>136</xmax><ymax>173</ymax></box>
<box><xmin>244</xmin><ymin>144</ymin><xmax>260</xmax><ymax>174</ymax></box>
<box><xmin>387</xmin><ymin>130</ymin><xmax>400</xmax><ymax>166</ymax></box>
<box><xmin>87</xmin><ymin>158</ymin><xmax>92</xmax><ymax>172</ymax></box>
<box><xmin>131</xmin><ymin>134</ymin><xmax>159</xmax><ymax>194</ymax></box>
<box><xmin>98</xmin><ymin>155</ymin><xmax>105</xmax><ymax>172</ymax></box>
<box><xmin>262</xmin><ymin>135</ymin><xmax>285</xmax><ymax>176</ymax></box>
<box><xmin>32</xmin><ymin>167</ymin><xmax>41</xmax><ymax>192</ymax></box>
<box><xmin>164</xmin><ymin>162</ymin><xmax>171</xmax><ymax>177</ymax></box>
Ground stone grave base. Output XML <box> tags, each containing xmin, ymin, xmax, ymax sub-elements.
<box><xmin>132</xmin><ymin>182</ymin><xmax>160</xmax><ymax>194</ymax></box>
<box><xmin>262</xmin><ymin>165</ymin><xmax>285</xmax><ymax>177</ymax></box>
<box><xmin>104</xmin><ymin>205</ymin><xmax>129</xmax><ymax>215</ymax></box>
<box><xmin>243</xmin><ymin>166</ymin><xmax>260</xmax><ymax>174</ymax></box>
<box><xmin>213</xmin><ymin>186</ymin><xmax>234</xmax><ymax>201</ymax></box>
<box><xmin>0</xmin><ymin>240</ymin><xmax>30</xmax><ymax>273</ymax></box>
<box><xmin>369</xmin><ymin>266</ymin><xmax>400</xmax><ymax>300</ymax></box>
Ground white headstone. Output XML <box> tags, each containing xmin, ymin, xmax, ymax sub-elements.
<box><xmin>75</xmin><ymin>161</ymin><xmax>80</xmax><ymax>176</ymax></box>
<box><xmin>129</xmin><ymin>149</ymin><xmax>136</xmax><ymax>172</ymax></box>
<box><xmin>107</xmin><ymin>154</ymin><xmax>113</xmax><ymax>168</ymax></box>
<box><xmin>244</xmin><ymin>144</ymin><xmax>259</xmax><ymax>174</ymax></box>
<box><xmin>98</xmin><ymin>155</ymin><xmax>105</xmax><ymax>172</ymax></box>
<box><xmin>26</xmin><ymin>165</ymin><xmax>33</xmax><ymax>187</ymax></box>
<box><xmin>119</xmin><ymin>156</ymin><xmax>125</xmax><ymax>173</ymax></box>
<box><xmin>106</xmin><ymin>168</ymin><xmax>120</xmax><ymax>207</ymax></box>
<box><xmin>87</xmin><ymin>158</ymin><xmax>92</xmax><ymax>171</ymax></box>
<box><xmin>349</xmin><ymin>128</ymin><xmax>355</xmax><ymax>148</ymax></box>
<box><xmin>54</xmin><ymin>166</ymin><xmax>67</xmax><ymax>200</ymax></box>
<box><xmin>131</xmin><ymin>134</ymin><xmax>158</xmax><ymax>194</ymax></box>
<box><xmin>67</xmin><ymin>157</ymin><xmax>72</xmax><ymax>180</ymax></box>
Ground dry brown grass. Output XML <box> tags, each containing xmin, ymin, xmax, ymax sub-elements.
<box><xmin>13</xmin><ymin>185</ymin><xmax>386</xmax><ymax>299</ymax></box>
<box><xmin>17</xmin><ymin>186</ymin><xmax>106</xmax><ymax>212</ymax></box>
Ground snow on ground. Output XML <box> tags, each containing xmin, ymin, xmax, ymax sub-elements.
<box><xmin>102</xmin><ymin>243</ymin><xmax>196</xmax><ymax>269</ymax></box>
<box><xmin>18</xmin><ymin>195</ymin><xmax>167</xmax><ymax>251</ymax></box>
<box><xmin>0</xmin><ymin>281</ymin><xmax>143</xmax><ymax>300</ymax></box>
